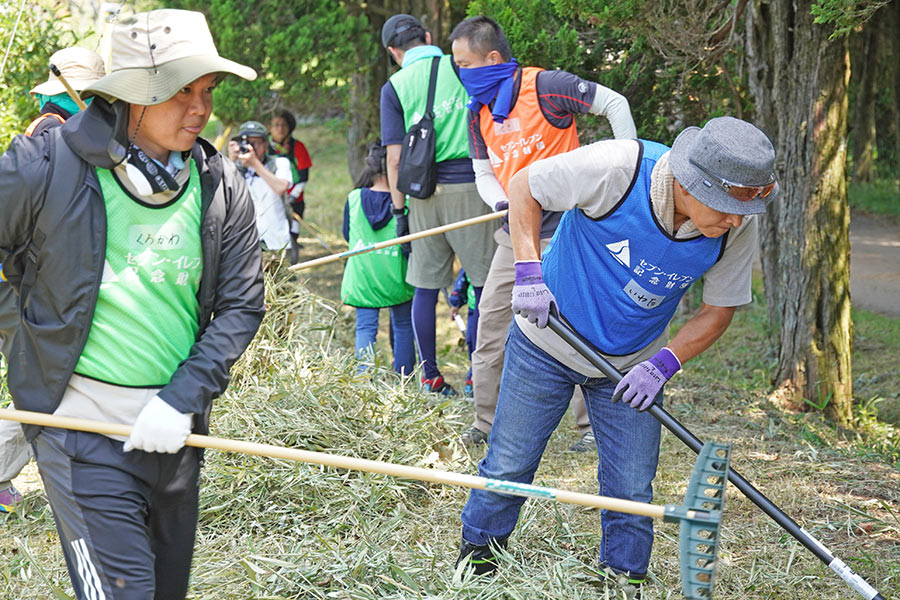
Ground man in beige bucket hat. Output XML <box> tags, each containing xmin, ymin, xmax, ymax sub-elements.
<box><xmin>26</xmin><ymin>46</ymin><xmax>106</xmax><ymax>136</ymax></box>
<box><xmin>0</xmin><ymin>46</ymin><xmax>105</xmax><ymax>518</ymax></box>
<box><xmin>0</xmin><ymin>9</ymin><xmax>264</xmax><ymax>599</ymax></box>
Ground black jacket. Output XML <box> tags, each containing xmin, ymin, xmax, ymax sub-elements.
<box><xmin>0</xmin><ymin>99</ymin><xmax>265</xmax><ymax>437</ymax></box>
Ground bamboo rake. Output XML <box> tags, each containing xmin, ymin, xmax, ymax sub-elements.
<box><xmin>289</xmin><ymin>210</ymin><xmax>507</xmax><ymax>272</ymax></box>
<box><xmin>48</xmin><ymin>64</ymin><xmax>88</xmax><ymax>111</ymax></box>
<box><xmin>1</xmin><ymin>408</ymin><xmax>676</xmax><ymax>519</ymax></box>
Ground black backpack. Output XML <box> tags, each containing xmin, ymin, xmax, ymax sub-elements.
<box><xmin>4</xmin><ymin>129</ymin><xmax>86</xmax><ymax>303</ymax></box>
<box><xmin>397</xmin><ymin>57</ymin><xmax>440</xmax><ymax>199</ymax></box>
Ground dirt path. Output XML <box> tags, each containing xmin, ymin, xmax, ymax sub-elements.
<box><xmin>851</xmin><ymin>212</ymin><xmax>900</xmax><ymax>317</ymax></box>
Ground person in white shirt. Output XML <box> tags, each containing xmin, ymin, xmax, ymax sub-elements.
<box><xmin>228</xmin><ymin>120</ymin><xmax>293</xmax><ymax>251</ymax></box>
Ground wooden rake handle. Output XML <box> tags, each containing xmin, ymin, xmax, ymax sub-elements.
<box><xmin>49</xmin><ymin>64</ymin><xmax>88</xmax><ymax>111</ymax></box>
<box><xmin>289</xmin><ymin>210</ymin><xmax>507</xmax><ymax>272</ymax></box>
<box><xmin>0</xmin><ymin>407</ymin><xmax>669</xmax><ymax>519</ymax></box>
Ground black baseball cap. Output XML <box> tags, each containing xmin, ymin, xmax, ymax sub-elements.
<box><xmin>381</xmin><ymin>14</ymin><xmax>422</xmax><ymax>48</ymax></box>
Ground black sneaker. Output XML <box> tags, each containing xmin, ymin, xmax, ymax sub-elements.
<box><xmin>456</xmin><ymin>538</ymin><xmax>507</xmax><ymax>575</ymax></box>
<box><xmin>568</xmin><ymin>429</ymin><xmax>597</xmax><ymax>452</ymax></box>
<box><xmin>459</xmin><ymin>426</ymin><xmax>488</xmax><ymax>448</ymax></box>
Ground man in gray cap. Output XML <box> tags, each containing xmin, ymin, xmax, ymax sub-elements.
<box><xmin>0</xmin><ymin>8</ymin><xmax>263</xmax><ymax>599</ymax></box>
<box><xmin>380</xmin><ymin>13</ymin><xmax>496</xmax><ymax>396</ymax></box>
<box><xmin>227</xmin><ymin>120</ymin><xmax>293</xmax><ymax>251</ymax></box>
<box><xmin>456</xmin><ymin>117</ymin><xmax>776</xmax><ymax>593</ymax></box>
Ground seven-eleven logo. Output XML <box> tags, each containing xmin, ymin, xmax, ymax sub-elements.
<box><xmin>606</xmin><ymin>239</ymin><xmax>630</xmax><ymax>267</ymax></box>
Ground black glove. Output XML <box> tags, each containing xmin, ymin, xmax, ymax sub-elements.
<box><xmin>393</xmin><ymin>207</ymin><xmax>410</xmax><ymax>259</ymax></box>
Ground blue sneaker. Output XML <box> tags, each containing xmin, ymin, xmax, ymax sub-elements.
<box><xmin>0</xmin><ymin>484</ymin><xmax>22</xmax><ymax>513</ymax></box>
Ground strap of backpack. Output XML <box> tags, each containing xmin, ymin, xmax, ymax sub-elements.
<box><xmin>19</xmin><ymin>130</ymin><xmax>87</xmax><ymax>303</ymax></box>
<box><xmin>424</xmin><ymin>56</ymin><xmax>441</xmax><ymax>117</ymax></box>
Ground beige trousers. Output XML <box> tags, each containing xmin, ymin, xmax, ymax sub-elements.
<box><xmin>471</xmin><ymin>228</ymin><xmax>590</xmax><ymax>434</ymax></box>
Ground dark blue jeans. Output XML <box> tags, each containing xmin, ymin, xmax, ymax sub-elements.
<box><xmin>354</xmin><ymin>301</ymin><xmax>415</xmax><ymax>375</ymax></box>
<box><xmin>460</xmin><ymin>321</ymin><xmax>662</xmax><ymax>577</ymax></box>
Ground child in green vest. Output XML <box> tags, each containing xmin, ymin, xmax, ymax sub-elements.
<box><xmin>341</xmin><ymin>142</ymin><xmax>416</xmax><ymax>374</ymax></box>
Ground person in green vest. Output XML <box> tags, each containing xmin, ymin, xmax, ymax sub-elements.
<box><xmin>0</xmin><ymin>9</ymin><xmax>264</xmax><ymax>599</ymax></box>
<box><xmin>380</xmin><ymin>14</ymin><xmax>497</xmax><ymax>396</ymax></box>
<box><xmin>341</xmin><ymin>141</ymin><xmax>416</xmax><ymax>374</ymax></box>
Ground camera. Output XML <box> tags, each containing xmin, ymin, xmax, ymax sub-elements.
<box><xmin>238</xmin><ymin>135</ymin><xmax>253</xmax><ymax>154</ymax></box>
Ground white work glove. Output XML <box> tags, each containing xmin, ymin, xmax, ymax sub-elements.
<box><xmin>123</xmin><ymin>396</ymin><xmax>193</xmax><ymax>454</ymax></box>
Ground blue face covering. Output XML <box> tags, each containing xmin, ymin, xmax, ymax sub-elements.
<box><xmin>458</xmin><ymin>58</ymin><xmax>518</xmax><ymax>123</ymax></box>
<box><xmin>37</xmin><ymin>92</ymin><xmax>92</xmax><ymax>116</ymax></box>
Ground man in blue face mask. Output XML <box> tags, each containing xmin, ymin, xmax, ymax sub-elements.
<box><xmin>449</xmin><ymin>16</ymin><xmax>637</xmax><ymax>452</ymax></box>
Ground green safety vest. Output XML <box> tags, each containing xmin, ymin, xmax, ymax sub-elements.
<box><xmin>75</xmin><ymin>163</ymin><xmax>204</xmax><ymax>386</ymax></box>
<box><xmin>340</xmin><ymin>189</ymin><xmax>414</xmax><ymax>308</ymax></box>
<box><xmin>390</xmin><ymin>54</ymin><xmax>470</xmax><ymax>163</ymax></box>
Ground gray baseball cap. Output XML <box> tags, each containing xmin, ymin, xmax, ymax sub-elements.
<box><xmin>381</xmin><ymin>14</ymin><xmax>423</xmax><ymax>48</ymax></box>
<box><xmin>234</xmin><ymin>120</ymin><xmax>268</xmax><ymax>140</ymax></box>
<box><xmin>669</xmin><ymin>116</ymin><xmax>778</xmax><ymax>215</ymax></box>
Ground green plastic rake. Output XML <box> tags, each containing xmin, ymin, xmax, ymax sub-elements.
<box><xmin>675</xmin><ymin>442</ymin><xmax>730</xmax><ymax>598</ymax></box>
<box><xmin>0</xmin><ymin>409</ymin><xmax>729</xmax><ymax>598</ymax></box>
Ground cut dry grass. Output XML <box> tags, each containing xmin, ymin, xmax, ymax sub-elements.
<box><xmin>0</xmin><ymin>124</ymin><xmax>898</xmax><ymax>599</ymax></box>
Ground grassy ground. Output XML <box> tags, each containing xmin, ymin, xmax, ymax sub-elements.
<box><xmin>1</xmin><ymin>124</ymin><xmax>899</xmax><ymax>599</ymax></box>
<box><xmin>849</xmin><ymin>179</ymin><xmax>900</xmax><ymax>221</ymax></box>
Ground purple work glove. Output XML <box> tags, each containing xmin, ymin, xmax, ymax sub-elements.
<box><xmin>612</xmin><ymin>348</ymin><xmax>682</xmax><ymax>411</ymax></box>
<box><xmin>511</xmin><ymin>261</ymin><xmax>556</xmax><ymax>328</ymax></box>
<box><xmin>494</xmin><ymin>200</ymin><xmax>509</xmax><ymax>211</ymax></box>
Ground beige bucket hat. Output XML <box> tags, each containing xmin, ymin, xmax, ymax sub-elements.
<box><xmin>82</xmin><ymin>8</ymin><xmax>256</xmax><ymax>106</ymax></box>
<box><xmin>30</xmin><ymin>47</ymin><xmax>106</xmax><ymax>96</ymax></box>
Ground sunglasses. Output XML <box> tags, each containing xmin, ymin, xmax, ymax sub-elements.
<box><xmin>690</xmin><ymin>158</ymin><xmax>776</xmax><ymax>202</ymax></box>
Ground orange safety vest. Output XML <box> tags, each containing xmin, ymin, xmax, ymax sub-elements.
<box><xmin>479</xmin><ymin>67</ymin><xmax>580</xmax><ymax>192</ymax></box>
<box><xmin>24</xmin><ymin>112</ymin><xmax>66</xmax><ymax>137</ymax></box>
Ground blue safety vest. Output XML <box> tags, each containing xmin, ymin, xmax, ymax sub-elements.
<box><xmin>542</xmin><ymin>140</ymin><xmax>726</xmax><ymax>355</ymax></box>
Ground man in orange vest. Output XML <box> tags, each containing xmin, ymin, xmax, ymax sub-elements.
<box><xmin>450</xmin><ymin>16</ymin><xmax>637</xmax><ymax>450</ymax></box>
<box><xmin>0</xmin><ymin>46</ymin><xmax>106</xmax><ymax>514</ymax></box>
<box><xmin>25</xmin><ymin>47</ymin><xmax>106</xmax><ymax>136</ymax></box>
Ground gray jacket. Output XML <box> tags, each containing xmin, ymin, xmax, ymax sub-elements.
<box><xmin>0</xmin><ymin>99</ymin><xmax>265</xmax><ymax>437</ymax></box>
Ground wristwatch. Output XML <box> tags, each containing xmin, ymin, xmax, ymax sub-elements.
<box><xmin>392</xmin><ymin>206</ymin><xmax>408</xmax><ymax>216</ymax></box>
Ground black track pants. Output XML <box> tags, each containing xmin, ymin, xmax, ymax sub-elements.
<box><xmin>32</xmin><ymin>427</ymin><xmax>202</xmax><ymax>600</ymax></box>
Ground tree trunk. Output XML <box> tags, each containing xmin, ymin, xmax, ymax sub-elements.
<box><xmin>347</xmin><ymin>0</ymin><xmax>451</xmax><ymax>177</ymax></box>
<box><xmin>746</xmin><ymin>0</ymin><xmax>853</xmax><ymax>424</ymax></box>
<box><xmin>894</xmin><ymin>1</ymin><xmax>900</xmax><ymax>170</ymax></box>
<box><xmin>346</xmin><ymin>5</ymin><xmax>392</xmax><ymax>179</ymax></box>
<box><xmin>850</xmin><ymin>20</ymin><xmax>879</xmax><ymax>183</ymax></box>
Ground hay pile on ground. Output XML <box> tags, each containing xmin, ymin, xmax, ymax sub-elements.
<box><xmin>2</xmin><ymin>261</ymin><xmax>900</xmax><ymax>598</ymax></box>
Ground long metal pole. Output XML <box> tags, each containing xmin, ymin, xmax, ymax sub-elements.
<box><xmin>289</xmin><ymin>210</ymin><xmax>506</xmax><ymax>272</ymax></box>
<box><xmin>546</xmin><ymin>312</ymin><xmax>886</xmax><ymax>600</ymax></box>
